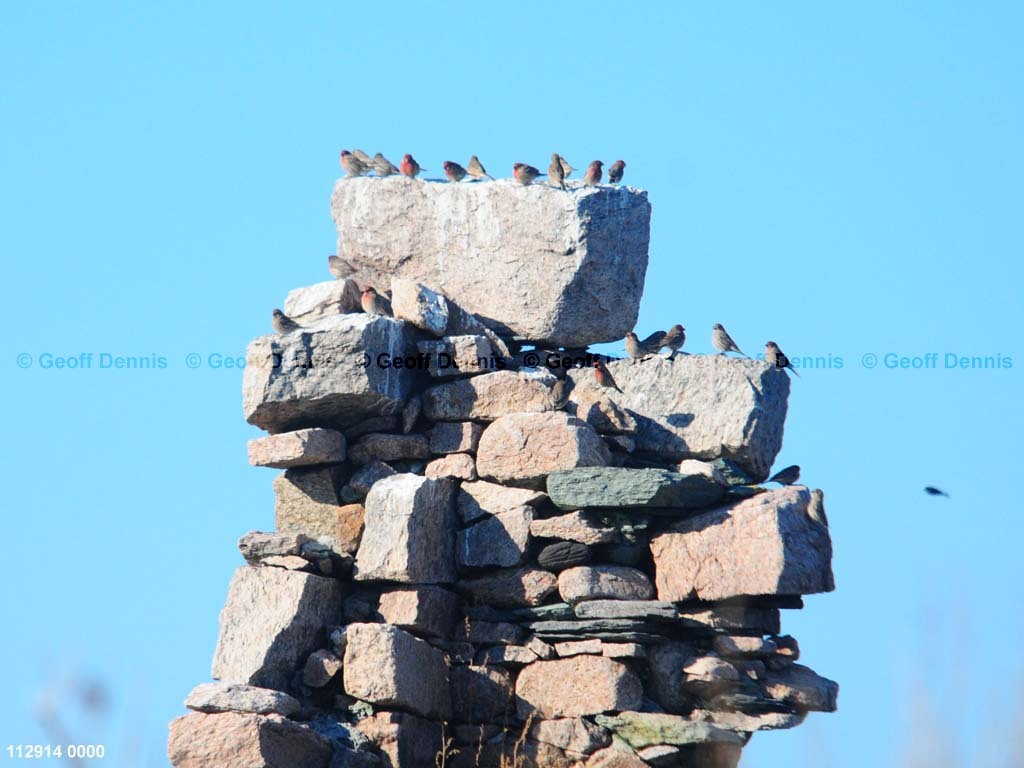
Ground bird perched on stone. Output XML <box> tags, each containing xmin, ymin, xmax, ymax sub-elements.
<box><xmin>583</xmin><ymin>160</ymin><xmax>604</xmax><ymax>186</ymax></box>
<box><xmin>608</xmin><ymin>160</ymin><xmax>626</xmax><ymax>184</ymax></box>
<box><xmin>548</xmin><ymin>153</ymin><xmax>566</xmax><ymax>190</ymax></box>
<box><xmin>924</xmin><ymin>486</ymin><xmax>950</xmax><ymax>498</ymax></box>
<box><xmin>768</xmin><ymin>465</ymin><xmax>801</xmax><ymax>485</ymax></box>
<box><xmin>340</xmin><ymin>150</ymin><xmax>371</xmax><ymax>177</ymax></box>
<box><xmin>400</xmin><ymin>154</ymin><xmax>423</xmax><ymax>178</ymax></box>
<box><xmin>559</xmin><ymin>156</ymin><xmax>575</xmax><ymax>178</ymax></box>
<box><xmin>372</xmin><ymin>153</ymin><xmax>400</xmax><ymax>177</ymax></box>
<box><xmin>443</xmin><ymin>161</ymin><xmax>468</xmax><ymax>183</ymax></box>
<box><xmin>594</xmin><ymin>359</ymin><xmax>623</xmax><ymax>393</ymax></box>
<box><xmin>327</xmin><ymin>255</ymin><xmax>353</xmax><ymax>280</ymax></box>
<box><xmin>625</xmin><ymin>331</ymin><xmax>666</xmax><ymax>360</ymax></box>
<box><xmin>765</xmin><ymin>341</ymin><xmax>801</xmax><ymax>377</ymax></box>
<box><xmin>712</xmin><ymin>323</ymin><xmax>748</xmax><ymax>357</ymax></box>
<box><xmin>361</xmin><ymin>287</ymin><xmax>392</xmax><ymax>316</ymax></box>
<box><xmin>272</xmin><ymin>309</ymin><xmax>302</xmax><ymax>334</ymax></box>
<box><xmin>548</xmin><ymin>379</ymin><xmax>571</xmax><ymax>410</ymax></box>
<box><xmin>513</xmin><ymin>163</ymin><xmax>542</xmax><ymax>185</ymax></box>
<box><xmin>661</xmin><ymin>324</ymin><xmax>686</xmax><ymax>358</ymax></box>
<box><xmin>467</xmin><ymin>155</ymin><xmax>493</xmax><ymax>180</ymax></box>
<box><xmin>353</xmin><ymin>149</ymin><xmax>373</xmax><ymax>165</ymax></box>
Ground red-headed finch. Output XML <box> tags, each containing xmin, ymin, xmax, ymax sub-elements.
<box><xmin>361</xmin><ymin>287</ymin><xmax>392</xmax><ymax>316</ymax></box>
<box><xmin>443</xmin><ymin>161</ymin><xmax>468</xmax><ymax>182</ymax></box>
<box><xmin>373</xmin><ymin>153</ymin><xmax>400</xmax><ymax>177</ymax></box>
<box><xmin>594</xmin><ymin>359</ymin><xmax>623</xmax><ymax>392</ymax></box>
<box><xmin>712</xmin><ymin>323</ymin><xmax>748</xmax><ymax>357</ymax></box>
<box><xmin>766</xmin><ymin>341</ymin><xmax>800</xmax><ymax>377</ymax></box>
<box><xmin>513</xmin><ymin>163</ymin><xmax>542</xmax><ymax>185</ymax></box>
<box><xmin>661</xmin><ymin>324</ymin><xmax>686</xmax><ymax>358</ymax></box>
<box><xmin>548</xmin><ymin>153</ymin><xmax>566</xmax><ymax>190</ymax></box>
<box><xmin>608</xmin><ymin>160</ymin><xmax>626</xmax><ymax>184</ymax></box>
<box><xmin>467</xmin><ymin>155</ymin><xmax>493</xmax><ymax>180</ymax></box>
<box><xmin>559</xmin><ymin>156</ymin><xmax>575</xmax><ymax>178</ymax></box>
<box><xmin>400</xmin><ymin>154</ymin><xmax>423</xmax><ymax>178</ymax></box>
<box><xmin>272</xmin><ymin>309</ymin><xmax>301</xmax><ymax>334</ymax></box>
<box><xmin>583</xmin><ymin>160</ymin><xmax>603</xmax><ymax>186</ymax></box>
<box><xmin>340</xmin><ymin>150</ymin><xmax>370</xmax><ymax>177</ymax></box>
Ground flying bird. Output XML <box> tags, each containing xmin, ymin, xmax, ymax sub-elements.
<box><xmin>594</xmin><ymin>359</ymin><xmax>623</xmax><ymax>393</ymax></box>
<box><xmin>608</xmin><ymin>160</ymin><xmax>626</xmax><ymax>184</ymax></box>
<box><xmin>548</xmin><ymin>153</ymin><xmax>566</xmax><ymax>190</ymax></box>
<box><xmin>352</xmin><ymin>149</ymin><xmax>373</xmax><ymax>165</ymax></box>
<box><xmin>559</xmin><ymin>156</ymin><xmax>576</xmax><ymax>178</ymax></box>
<box><xmin>327</xmin><ymin>255</ymin><xmax>353</xmax><ymax>280</ymax></box>
<box><xmin>361</xmin><ymin>287</ymin><xmax>392</xmax><ymax>316</ymax></box>
<box><xmin>766</xmin><ymin>341</ymin><xmax>801</xmax><ymax>377</ymax></box>
<box><xmin>340</xmin><ymin>150</ymin><xmax>371</xmax><ymax>177</ymax></box>
<box><xmin>400</xmin><ymin>154</ymin><xmax>423</xmax><ymax>178</ymax></box>
<box><xmin>712</xmin><ymin>323</ymin><xmax>748</xmax><ymax>357</ymax></box>
<box><xmin>443</xmin><ymin>161</ymin><xmax>468</xmax><ymax>183</ymax></box>
<box><xmin>768</xmin><ymin>465</ymin><xmax>801</xmax><ymax>485</ymax></box>
<box><xmin>272</xmin><ymin>309</ymin><xmax>302</xmax><ymax>334</ymax></box>
<box><xmin>513</xmin><ymin>163</ymin><xmax>542</xmax><ymax>185</ymax></box>
<box><xmin>467</xmin><ymin>155</ymin><xmax>493</xmax><ymax>180</ymax></box>
<box><xmin>924</xmin><ymin>486</ymin><xmax>950</xmax><ymax>498</ymax></box>
<box><xmin>583</xmin><ymin>160</ymin><xmax>604</xmax><ymax>186</ymax></box>
<box><xmin>372</xmin><ymin>153</ymin><xmax>400</xmax><ymax>177</ymax></box>
<box><xmin>661</xmin><ymin>324</ymin><xmax>686</xmax><ymax>358</ymax></box>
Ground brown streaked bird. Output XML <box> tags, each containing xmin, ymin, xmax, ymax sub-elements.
<box><xmin>548</xmin><ymin>379</ymin><xmax>571</xmax><ymax>410</ymax></box>
<box><xmin>559</xmin><ymin>156</ymin><xmax>575</xmax><ymax>178</ymax></box>
<box><xmin>327</xmin><ymin>255</ymin><xmax>353</xmax><ymax>280</ymax></box>
<box><xmin>548</xmin><ymin>153</ymin><xmax>566</xmax><ymax>190</ymax></box>
<box><xmin>352</xmin><ymin>149</ymin><xmax>373</xmax><ymax>165</ymax></box>
<box><xmin>272</xmin><ymin>309</ymin><xmax>301</xmax><ymax>334</ymax></box>
<box><xmin>400</xmin><ymin>154</ymin><xmax>423</xmax><ymax>178</ymax></box>
<box><xmin>768</xmin><ymin>465</ymin><xmax>801</xmax><ymax>485</ymax></box>
<box><xmin>766</xmin><ymin>341</ymin><xmax>801</xmax><ymax>377</ymax></box>
<box><xmin>467</xmin><ymin>155</ymin><xmax>493</xmax><ymax>180</ymax></box>
<box><xmin>372</xmin><ymin>153</ymin><xmax>400</xmax><ymax>177</ymax></box>
<box><xmin>712</xmin><ymin>323</ymin><xmax>748</xmax><ymax>357</ymax></box>
<box><xmin>513</xmin><ymin>163</ymin><xmax>542</xmax><ymax>185</ymax></box>
<box><xmin>443</xmin><ymin>161</ymin><xmax>468</xmax><ymax>182</ymax></box>
<box><xmin>594</xmin><ymin>359</ymin><xmax>623</xmax><ymax>393</ymax></box>
<box><xmin>661</xmin><ymin>324</ymin><xmax>686</xmax><ymax>358</ymax></box>
<box><xmin>608</xmin><ymin>160</ymin><xmax>626</xmax><ymax>184</ymax></box>
<box><xmin>625</xmin><ymin>330</ymin><xmax>666</xmax><ymax>359</ymax></box>
<box><xmin>583</xmin><ymin>160</ymin><xmax>603</xmax><ymax>186</ymax></box>
<box><xmin>361</xmin><ymin>287</ymin><xmax>392</xmax><ymax>316</ymax></box>
<box><xmin>340</xmin><ymin>150</ymin><xmax>370</xmax><ymax>177</ymax></box>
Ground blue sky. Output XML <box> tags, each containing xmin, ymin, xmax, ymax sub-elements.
<box><xmin>2</xmin><ymin>2</ymin><xmax>1022</xmax><ymax>765</ymax></box>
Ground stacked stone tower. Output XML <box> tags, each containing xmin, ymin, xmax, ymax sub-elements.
<box><xmin>168</xmin><ymin>177</ymin><xmax>837</xmax><ymax>767</ymax></box>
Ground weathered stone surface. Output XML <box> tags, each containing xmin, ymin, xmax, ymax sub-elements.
<box><xmin>764</xmin><ymin>663</ymin><xmax>839</xmax><ymax>712</ymax></box>
<box><xmin>349</xmin><ymin>460</ymin><xmax>396</xmax><ymax>495</ymax></box>
<box><xmin>459</xmin><ymin>620</ymin><xmax>528</xmax><ymax>646</ymax></box>
<box><xmin>602</xmin><ymin>643</ymin><xmax>646</xmax><ymax>659</ymax></box>
<box><xmin>303</xmin><ymin>649</ymin><xmax>343</xmax><ymax>688</ymax></box>
<box><xmin>423</xmin><ymin>370</ymin><xmax>556</xmax><ymax>421</ymax></box>
<box><xmin>689</xmin><ymin>707</ymin><xmax>805</xmax><ymax>732</ymax></box>
<box><xmin>428</xmin><ymin>422</ymin><xmax>484</xmax><ymax>455</ymax></box>
<box><xmin>401</xmin><ymin>394</ymin><xmax>421</xmax><ymax>434</ymax></box>
<box><xmin>457</xmin><ymin>506</ymin><xmax>532</xmax><ymax>569</ymax></box>
<box><xmin>391</xmin><ymin>278</ymin><xmax>449</xmax><ymax>335</ymax></box>
<box><xmin>531</xmin><ymin>511</ymin><xmax>621</xmax><ymax>545</ymax></box>
<box><xmin>530</xmin><ymin>718</ymin><xmax>611</xmax><ymax>755</ymax></box>
<box><xmin>344</xmin><ymin>415</ymin><xmax>400</xmax><ymax>440</ymax></box>
<box><xmin>537</xmin><ymin>541</ymin><xmax>592</xmax><ymax>571</ymax></box>
<box><xmin>450</xmin><ymin>665</ymin><xmax>514</xmax><ymax>723</ymax></box>
<box><xmin>457</xmin><ymin>480</ymin><xmax>545</xmax><ymax>523</ymax></box>
<box><xmin>453</xmin><ymin>736</ymin><xmax>587</xmax><ymax>768</ymax></box>
<box><xmin>570</xmin><ymin>391</ymin><xmax>639</xmax><ymax>435</ymax></box>
<box><xmin>211</xmin><ymin>566</ymin><xmax>342</xmax><ymax>691</ymax></box>
<box><xmin>677</xmin><ymin>459</ymin><xmax>729</xmax><ymax>486</ymax></box>
<box><xmin>260</xmin><ymin>554</ymin><xmax>313</xmax><ymax>571</ymax></box>
<box><xmin>573</xmin><ymin>600</ymin><xmax>677</xmax><ymax>621</ymax></box>
<box><xmin>184</xmin><ymin>683</ymin><xmax>301</xmax><ymax>717</ymax></box>
<box><xmin>546</xmin><ymin>467</ymin><xmax>726</xmax><ymax>510</ymax></box>
<box><xmin>331</xmin><ymin>178</ymin><xmax>651</xmax><ymax>347</ymax></box>
<box><xmin>457</xmin><ymin>567</ymin><xmax>559</xmax><ymax>608</ymax></box>
<box><xmin>284</xmin><ymin>278</ymin><xmax>362</xmax><ymax>323</ymax></box>
<box><xmin>683</xmin><ymin>655</ymin><xmax>739</xmax><ymax>688</ymax></box>
<box><xmin>348</xmin><ymin>433</ymin><xmax>429</xmax><ymax>465</ymax></box>
<box><xmin>248</xmin><ymin>428</ymin><xmax>346</xmax><ymax>469</ymax></box>
<box><xmin>515</xmin><ymin>656</ymin><xmax>643</xmax><ymax>718</ymax></box>
<box><xmin>355</xmin><ymin>711</ymin><xmax>442</xmax><ymax>768</ymax></box>
<box><xmin>475</xmin><ymin>644</ymin><xmax>539</xmax><ymax>667</ymax></box>
<box><xmin>584</xmin><ymin>745</ymin><xmax>649</xmax><ymax>768</ymax></box>
<box><xmin>417</xmin><ymin>335</ymin><xmax>494</xmax><ymax>377</ymax></box>
<box><xmin>478</xmin><ymin>412</ymin><xmax>610</xmax><ymax>488</ymax></box>
<box><xmin>273</xmin><ymin>468</ymin><xmax>364</xmax><ymax>556</ymax></box>
<box><xmin>237</xmin><ymin>531</ymin><xmax>310</xmax><ymax>564</ymax></box>
<box><xmin>354</xmin><ymin>474</ymin><xmax>455</xmax><ymax>584</ymax></box>
<box><xmin>594</xmin><ymin>712</ymin><xmax>745</xmax><ymax>749</ymax></box>
<box><xmin>342</xmin><ymin>623</ymin><xmax>450</xmax><ymax>718</ymax></box>
<box><xmin>554</xmin><ymin>639</ymin><xmax>602</xmax><ymax>657</ymax></box>
<box><xmin>168</xmin><ymin>711</ymin><xmax>331</xmax><ymax>768</ymax></box>
<box><xmin>558</xmin><ymin>565</ymin><xmax>655</xmax><ymax>604</ymax></box>
<box><xmin>646</xmin><ymin>642</ymin><xmax>698</xmax><ymax>714</ymax></box>
<box><xmin>650</xmin><ymin>487</ymin><xmax>834</xmax><ymax>601</ymax></box>
<box><xmin>377</xmin><ymin>586</ymin><xmax>461</xmax><ymax>639</ymax></box>
<box><xmin>243</xmin><ymin>313</ymin><xmax>417</xmax><ymax>433</ymax></box>
<box><xmin>713</xmin><ymin>635</ymin><xmax>779</xmax><ymax>658</ymax></box>
<box><xmin>426</xmin><ymin>453</ymin><xmax>477</xmax><ymax>481</ymax></box>
<box><xmin>567</xmin><ymin>355</ymin><xmax>789</xmax><ymax>480</ymax></box>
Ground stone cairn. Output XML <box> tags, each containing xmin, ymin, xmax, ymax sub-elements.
<box><xmin>168</xmin><ymin>177</ymin><xmax>838</xmax><ymax>768</ymax></box>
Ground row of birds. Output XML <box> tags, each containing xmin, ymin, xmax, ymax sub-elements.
<box><xmin>340</xmin><ymin>149</ymin><xmax>626</xmax><ymax>188</ymax></box>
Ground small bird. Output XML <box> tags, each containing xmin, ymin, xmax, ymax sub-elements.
<box><xmin>625</xmin><ymin>331</ymin><xmax>666</xmax><ymax>359</ymax></box>
<box><xmin>768</xmin><ymin>465</ymin><xmax>801</xmax><ymax>485</ymax></box>
<box><xmin>608</xmin><ymin>160</ymin><xmax>626</xmax><ymax>184</ymax></box>
<box><xmin>513</xmin><ymin>163</ymin><xmax>542</xmax><ymax>185</ymax></box>
<box><xmin>327</xmin><ymin>255</ymin><xmax>352</xmax><ymax>280</ymax></box>
<box><xmin>712</xmin><ymin>323</ymin><xmax>748</xmax><ymax>357</ymax></box>
<box><xmin>924</xmin><ymin>486</ymin><xmax>950</xmax><ymax>498</ymax></box>
<box><xmin>594</xmin><ymin>359</ymin><xmax>623</xmax><ymax>393</ymax></box>
<box><xmin>340</xmin><ymin>150</ymin><xmax>371</xmax><ymax>177</ymax></box>
<box><xmin>548</xmin><ymin>379</ymin><xmax>571</xmax><ymax>410</ymax></box>
<box><xmin>766</xmin><ymin>341</ymin><xmax>801</xmax><ymax>377</ymax></box>
<box><xmin>361</xmin><ymin>287</ymin><xmax>392</xmax><ymax>316</ymax></box>
<box><xmin>583</xmin><ymin>160</ymin><xmax>603</xmax><ymax>186</ymax></box>
<box><xmin>661</xmin><ymin>324</ymin><xmax>686</xmax><ymax>358</ymax></box>
<box><xmin>400</xmin><ymin>154</ymin><xmax>423</xmax><ymax>178</ymax></box>
<box><xmin>352</xmin><ymin>149</ymin><xmax>373</xmax><ymax>165</ymax></box>
<box><xmin>467</xmin><ymin>155</ymin><xmax>493</xmax><ymax>180</ymax></box>
<box><xmin>559</xmin><ymin>156</ymin><xmax>575</xmax><ymax>178</ymax></box>
<box><xmin>272</xmin><ymin>309</ymin><xmax>302</xmax><ymax>334</ymax></box>
<box><xmin>443</xmin><ymin>161</ymin><xmax>468</xmax><ymax>182</ymax></box>
<box><xmin>548</xmin><ymin>153</ymin><xmax>566</xmax><ymax>190</ymax></box>
<box><xmin>372</xmin><ymin>153</ymin><xmax>400</xmax><ymax>177</ymax></box>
